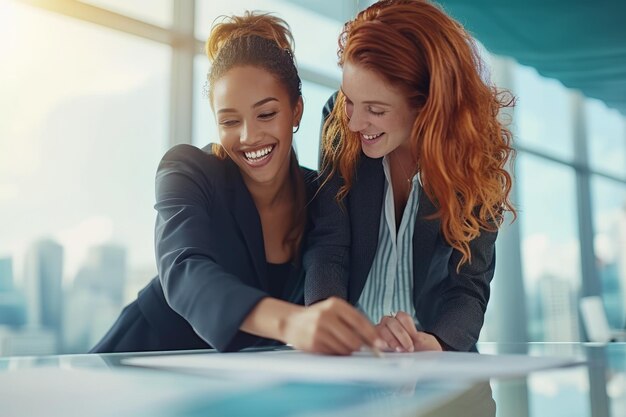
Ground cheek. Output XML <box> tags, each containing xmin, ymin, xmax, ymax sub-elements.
<box><xmin>345</xmin><ymin>102</ymin><xmax>354</xmax><ymax>119</ymax></box>
<box><xmin>274</xmin><ymin>116</ymin><xmax>295</xmax><ymax>140</ymax></box>
<box><xmin>218</xmin><ymin>128</ymin><xmax>238</xmax><ymax>148</ymax></box>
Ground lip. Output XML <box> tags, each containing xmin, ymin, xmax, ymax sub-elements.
<box><xmin>360</xmin><ymin>132</ymin><xmax>385</xmax><ymax>146</ymax></box>
<box><xmin>239</xmin><ymin>144</ymin><xmax>276</xmax><ymax>168</ymax></box>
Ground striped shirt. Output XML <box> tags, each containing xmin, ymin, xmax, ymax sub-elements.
<box><xmin>357</xmin><ymin>155</ymin><xmax>421</xmax><ymax>326</ymax></box>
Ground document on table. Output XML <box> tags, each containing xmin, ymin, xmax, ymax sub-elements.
<box><xmin>125</xmin><ymin>349</ymin><xmax>583</xmax><ymax>384</ymax></box>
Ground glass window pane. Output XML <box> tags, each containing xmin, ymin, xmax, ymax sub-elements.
<box><xmin>586</xmin><ymin>98</ymin><xmax>626</xmax><ymax>179</ymax></box>
<box><xmin>295</xmin><ymin>81</ymin><xmax>335</xmax><ymax>170</ymax></box>
<box><xmin>514</xmin><ymin>65</ymin><xmax>574</xmax><ymax>161</ymax></box>
<box><xmin>590</xmin><ymin>176</ymin><xmax>626</xmax><ymax>329</ymax></box>
<box><xmin>0</xmin><ymin>2</ymin><xmax>169</xmax><ymax>355</ymax></box>
<box><xmin>517</xmin><ymin>154</ymin><xmax>581</xmax><ymax>341</ymax></box>
<box><xmin>79</xmin><ymin>0</ymin><xmax>172</xmax><ymax>27</ymax></box>
<box><xmin>192</xmin><ymin>55</ymin><xmax>215</xmax><ymax>148</ymax></box>
<box><xmin>195</xmin><ymin>0</ymin><xmax>342</xmax><ymax>81</ymax></box>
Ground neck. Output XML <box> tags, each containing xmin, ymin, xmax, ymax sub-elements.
<box><xmin>389</xmin><ymin>145</ymin><xmax>417</xmax><ymax>178</ymax></box>
<box><xmin>244</xmin><ymin>159</ymin><xmax>294</xmax><ymax>209</ymax></box>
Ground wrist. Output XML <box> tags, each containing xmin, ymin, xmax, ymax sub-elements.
<box><xmin>277</xmin><ymin>303</ymin><xmax>304</xmax><ymax>344</ymax></box>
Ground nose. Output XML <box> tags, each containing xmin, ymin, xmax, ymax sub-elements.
<box><xmin>347</xmin><ymin>108</ymin><xmax>368</xmax><ymax>132</ymax></box>
<box><xmin>240</xmin><ymin>120</ymin><xmax>262</xmax><ymax>145</ymax></box>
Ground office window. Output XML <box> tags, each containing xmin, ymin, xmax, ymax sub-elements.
<box><xmin>515</xmin><ymin>64</ymin><xmax>574</xmax><ymax>161</ymax></box>
<box><xmin>586</xmin><ymin>98</ymin><xmax>626</xmax><ymax>179</ymax></box>
<box><xmin>295</xmin><ymin>81</ymin><xmax>335</xmax><ymax>169</ymax></box>
<box><xmin>590</xmin><ymin>176</ymin><xmax>626</xmax><ymax>329</ymax></box>
<box><xmin>516</xmin><ymin>154</ymin><xmax>581</xmax><ymax>341</ymax></box>
<box><xmin>79</xmin><ymin>0</ymin><xmax>173</xmax><ymax>27</ymax></box>
<box><xmin>192</xmin><ymin>55</ymin><xmax>215</xmax><ymax>149</ymax></box>
<box><xmin>0</xmin><ymin>2</ymin><xmax>169</xmax><ymax>354</ymax></box>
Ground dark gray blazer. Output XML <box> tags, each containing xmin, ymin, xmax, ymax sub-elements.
<box><xmin>93</xmin><ymin>144</ymin><xmax>316</xmax><ymax>353</ymax></box>
<box><xmin>303</xmin><ymin>94</ymin><xmax>497</xmax><ymax>352</ymax></box>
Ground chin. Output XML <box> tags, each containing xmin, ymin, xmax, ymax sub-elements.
<box><xmin>361</xmin><ymin>147</ymin><xmax>385</xmax><ymax>160</ymax></box>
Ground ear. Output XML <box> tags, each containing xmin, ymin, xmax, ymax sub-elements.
<box><xmin>293</xmin><ymin>96</ymin><xmax>304</xmax><ymax>127</ymax></box>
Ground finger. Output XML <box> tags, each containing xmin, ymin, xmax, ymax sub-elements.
<box><xmin>376</xmin><ymin>324</ymin><xmax>399</xmax><ymax>352</ymax></box>
<box><xmin>394</xmin><ymin>311</ymin><xmax>419</xmax><ymax>335</ymax></box>
<box><xmin>325</xmin><ymin>319</ymin><xmax>365</xmax><ymax>353</ymax></box>
<box><xmin>337</xmin><ymin>305</ymin><xmax>382</xmax><ymax>348</ymax></box>
<box><xmin>384</xmin><ymin>318</ymin><xmax>415</xmax><ymax>352</ymax></box>
<box><xmin>318</xmin><ymin>329</ymin><xmax>353</xmax><ymax>356</ymax></box>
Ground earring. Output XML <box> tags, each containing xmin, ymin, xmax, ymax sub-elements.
<box><xmin>293</xmin><ymin>124</ymin><xmax>300</xmax><ymax>134</ymax></box>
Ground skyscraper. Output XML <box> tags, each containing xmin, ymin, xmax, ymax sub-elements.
<box><xmin>0</xmin><ymin>257</ymin><xmax>13</xmax><ymax>291</ymax></box>
<box><xmin>65</xmin><ymin>243</ymin><xmax>127</xmax><ymax>353</ymax></box>
<box><xmin>73</xmin><ymin>244</ymin><xmax>126</xmax><ymax>304</ymax></box>
<box><xmin>539</xmin><ymin>275</ymin><xmax>580</xmax><ymax>342</ymax></box>
<box><xmin>23</xmin><ymin>239</ymin><xmax>64</xmax><ymax>332</ymax></box>
<box><xmin>0</xmin><ymin>257</ymin><xmax>27</xmax><ymax>328</ymax></box>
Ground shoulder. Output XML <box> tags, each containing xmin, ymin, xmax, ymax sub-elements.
<box><xmin>156</xmin><ymin>144</ymin><xmax>238</xmax><ymax>200</ymax></box>
<box><xmin>159</xmin><ymin>144</ymin><xmax>228</xmax><ymax>176</ymax></box>
<box><xmin>157</xmin><ymin>144</ymin><xmax>238</xmax><ymax>185</ymax></box>
<box><xmin>299</xmin><ymin>165</ymin><xmax>317</xmax><ymax>184</ymax></box>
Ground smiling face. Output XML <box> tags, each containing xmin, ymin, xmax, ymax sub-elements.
<box><xmin>341</xmin><ymin>61</ymin><xmax>418</xmax><ymax>159</ymax></box>
<box><xmin>212</xmin><ymin>65</ymin><xmax>302</xmax><ymax>186</ymax></box>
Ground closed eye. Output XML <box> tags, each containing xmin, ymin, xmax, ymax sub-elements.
<box><xmin>259</xmin><ymin>111</ymin><xmax>277</xmax><ymax>120</ymax></box>
<box><xmin>219</xmin><ymin>119</ymin><xmax>239</xmax><ymax>127</ymax></box>
<box><xmin>367</xmin><ymin>107</ymin><xmax>386</xmax><ymax>116</ymax></box>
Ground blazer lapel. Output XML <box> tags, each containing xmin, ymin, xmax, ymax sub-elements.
<box><xmin>227</xmin><ymin>163</ymin><xmax>268</xmax><ymax>290</ymax></box>
<box><xmin>349</xmin><ymin>156</ymin><xmax>384</xmax><ymax>304</ymax></box>
<box><xmin>412</xmin><ymin>189</ymin><xmax>441</xmax><ymax>305</ymax></box>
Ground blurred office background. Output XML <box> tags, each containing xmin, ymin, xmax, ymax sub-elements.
<box><xmin>0</xmin><ymin>0</ymin><xmax>624</xmax><ymax>357</ymax></box>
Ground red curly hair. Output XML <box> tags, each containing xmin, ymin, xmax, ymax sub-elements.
<box><xmin>322</xmin><ymin>0</ymin><xmax>516</xmax><ymax>268</ymax></box>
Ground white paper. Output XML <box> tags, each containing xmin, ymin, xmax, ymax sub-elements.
<box><xmin>125</xmin><ymin>349</ymin><xmax>583</xmax><ymax>384</ymax></box>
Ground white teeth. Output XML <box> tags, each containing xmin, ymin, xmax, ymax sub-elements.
<box><xmin>362</xmin><ymin>132</ymin><xmax>383</xmax><ymax>140</ymax></box>
<box><xmin>244</xmin><ymin>145</ymin><xmax>274</xmax><ymax>160</ymax></box>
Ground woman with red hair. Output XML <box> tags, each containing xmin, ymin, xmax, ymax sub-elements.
<box><xmin>304</xmin><ymin>0</ymin><xmax>516</xmax><ymax>352</ymax></box>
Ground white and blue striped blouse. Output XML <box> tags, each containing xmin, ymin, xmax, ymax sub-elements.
<box><xmin>357</xmin><ymin>155</ymin><xmax>421</xmax><ymax>327</ymax></box>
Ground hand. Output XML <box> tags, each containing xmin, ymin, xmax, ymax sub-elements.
<box><xmin>376</xmin><ymin>311</ymin><xmax>443</xmax><ymax>352</ymax></box>
<box><xmin>283</xmin><ymin>297</ymin><xmax>384</xmax><ymax>355</ymax></box>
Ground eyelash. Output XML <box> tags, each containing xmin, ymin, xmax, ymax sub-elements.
<box><xmin>219</xmin><ymin>111</ymin><xmax>278</xmax><ymax>127</ymax></box>
<box><xmin>346</xmin><ymin>101</ymin><xmax>385</xmax><ymax>117</ymax></box>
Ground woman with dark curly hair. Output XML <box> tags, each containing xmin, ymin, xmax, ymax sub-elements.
<box><xmin>305</xmin><ymin>0</ymin><xmax>516</xmax><ymax>353</ymax></box>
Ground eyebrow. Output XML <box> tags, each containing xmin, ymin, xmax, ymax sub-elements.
<box><xmin>217</xmin><ymin>97</ymin><xmax>279</xmax><ymax>114</ymax></box>
<box><xmin>340</xmin><ymin>88</ymin><xmax>390</xmax><ymax>107</ymax></box>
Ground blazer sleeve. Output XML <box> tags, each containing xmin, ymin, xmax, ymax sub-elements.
<box><xmin>154</xmin><ymin>144</ymin><xmax>269</xmax><ymax>352</ymax></box>
<box><xmin>428</xmin><ymin>228</ymin><xmax>497</xmax><ymax>351</ymax></box>
<box><xmin>303</xmin><ymin>92</ymin><xmax>351</xmax><ymax>304</ymax></box>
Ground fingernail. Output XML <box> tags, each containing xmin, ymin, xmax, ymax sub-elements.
<box><xmin>374</xmin><ymin>339</ymin><xmax>386</xmax><ymax>349</ymax></box>
<box><xmin>408</xmin><ymin>346</ymin><xmax>414</xmax><ymax>352</ymax></box>
<box><xmin>395</xmin><ymin>347</ymin><xmax>403</xmax><ymax>353</ymax></box>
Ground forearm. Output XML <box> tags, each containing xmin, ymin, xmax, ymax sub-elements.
<box><xmin>240</xmin><ymin>297</ymin><xmax>303</xmax><ymax>343</ymax></box>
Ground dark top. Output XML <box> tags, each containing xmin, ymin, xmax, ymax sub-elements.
<box><xmin>303</xmin><ymin>93</ymin><xmax>497</xmax><ymax>352</ymax></box>
<box><xmin>92</xmin><ymin>144</ymin><xmax>317</xmax><ymax>354</ymax></box>
<box><xmin>266</xmin><ymin>262</ymin><xmax>294</xmax><ymax>299</ymax></box>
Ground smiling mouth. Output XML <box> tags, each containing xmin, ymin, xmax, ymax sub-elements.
<box><xmin>243</xmin><ymin>144</ymin><xmax>275</xmax><ymax>162</ymax></box>
<box><xmin>361</xmin><ymin>132</ymin><xmax>384</xmax><ymax>140</ymax></box>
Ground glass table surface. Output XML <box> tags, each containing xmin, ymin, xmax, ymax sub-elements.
<box><xmin>0</xmin><ymin>342</ymin><xmax>624</xmax><ymax>417</ymax></box>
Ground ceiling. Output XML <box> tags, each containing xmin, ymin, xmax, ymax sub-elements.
<box><xmin>436</xmin><ymin>0</ymin><xmax>626</xmax><ymax>116</ymax></box>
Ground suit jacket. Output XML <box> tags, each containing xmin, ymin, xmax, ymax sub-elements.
<box><xmin>303</xmin><ymin>93</ymin><xmax>497</xmax><ymax>352</ymax></box>
<box><xmin>131</xmin><ymin>144</ymin><xmax>316</xmax><ymax>352</ymax></box>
